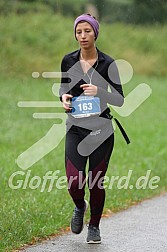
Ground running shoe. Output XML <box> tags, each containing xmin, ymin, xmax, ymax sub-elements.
<box><xmin>87</xmin><ymin>224</ymin><xmax>101</xmax><ymax>244</ymax></box>
<box><xmin>70</xmin><ymin>200</ymin><xmax>88</xmax><ymax>234</ymax></box>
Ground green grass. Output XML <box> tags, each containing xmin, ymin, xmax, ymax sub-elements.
<box><xmin>0</xmin><ymin>74</ymin><xmax>166</xmax><ymax>251</ymax></box>
<box><xmin>0</xmin><ymin>12</ymin><xmax>167</xmax><ymax>251</ymax></box>
<box><xmin>0</xmin><ymin>12</ymin><xmax>167</xmax><ymax>78</ymax></box>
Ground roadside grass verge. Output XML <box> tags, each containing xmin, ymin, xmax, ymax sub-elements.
<box><xmin>0</xmin><ymin>13</ymin><xmax>167</xmax><ymax>78</ymax></box>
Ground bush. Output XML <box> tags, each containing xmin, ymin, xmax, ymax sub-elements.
<box><xmin>0</xmin><ymin>0</ymin><xmax>167</xmax><ymax>24</ymax></box>
<box><xmin>0</xmin><ymin>0</ymin><xmax>87</xmax><ymax>17</ymax></box>
<box><xmin>133</xmin><ymin>0</ymin><xmax>167</xmax><ymax>24</ymax></box>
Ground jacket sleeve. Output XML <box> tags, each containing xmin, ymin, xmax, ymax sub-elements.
<box><xmin>97</xmin><ymin>60</ymin><xmax>124</xmax><ymax>107</ymax></box>
<box><xmin>59</xmin><ymin>56</ymin><xmax>71</xmax><ymax>102</ymax></box>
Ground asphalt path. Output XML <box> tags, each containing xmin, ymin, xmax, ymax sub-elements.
<box><xmin>22</xmin><ymin>193</ymin><xmax>167</xmax><ymax>252</ymax></box>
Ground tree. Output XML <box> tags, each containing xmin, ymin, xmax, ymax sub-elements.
<box><xmin>133</xmin><ymin>0</ymin><xmax>167</xmax><ymax>24</ymax></box>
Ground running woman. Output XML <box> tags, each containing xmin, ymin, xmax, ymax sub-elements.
<box><xmin>59</xmin><ymin>13</ymin><xmax>124</xmax><ymax>244</ymax></box>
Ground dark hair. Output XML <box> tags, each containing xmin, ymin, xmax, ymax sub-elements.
<box><xmin>83</xmin><ymin>13</ymin><xmax>97</xmax><ymax>20</ymax></box>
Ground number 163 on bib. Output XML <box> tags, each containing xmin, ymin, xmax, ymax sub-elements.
<box><xmin>71</xmin><ymin>96</ymin><xmax>101</xmax><ymax>118</ymax></box>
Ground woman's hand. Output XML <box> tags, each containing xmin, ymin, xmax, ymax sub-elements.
<box><xmin>80</xmin><ymin>84</ymin><xmax>97</xmax><ymax>96</ymax></box>
<box><xmin>62</xmin><ymin>94</ymin><xmax>73</xmax><ymax>111</ymax></box>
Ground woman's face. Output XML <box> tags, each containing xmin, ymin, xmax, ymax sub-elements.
<box><xmin>75</xmin><ymin>22</ymin><xmax>95</xmax><ymax>49</ymax></box>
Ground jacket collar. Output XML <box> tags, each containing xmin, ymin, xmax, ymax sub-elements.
<box><xmin>71</xmin><ymin>48</ymin><xmax>105</xmax><ymax>62</ymax></box>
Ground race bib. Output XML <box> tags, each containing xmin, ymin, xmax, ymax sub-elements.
<box><xmin>71</xmin><ymin>96</ymin><xmax>101</xmax><ymax>118</ymax></box>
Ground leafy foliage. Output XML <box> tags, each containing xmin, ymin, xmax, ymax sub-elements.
<box><xmin>133</xmin><ymin>0</ymin><xmax>167</xmax><ymax>24</ymax></box>
<box><xmin>0</xmin><ymin>0</ymin><xmax>167</xmax><ymax>24</ymax></box>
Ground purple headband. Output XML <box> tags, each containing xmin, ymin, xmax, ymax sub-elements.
<box><xmin>74</xmin><ymin>14</ymin><xmax>99</xmax><ymax>40</ymax></box>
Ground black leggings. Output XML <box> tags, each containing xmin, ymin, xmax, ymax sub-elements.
<box><xmin>65</xmin><ymin>124</ymin><xmax>114</xmax><ymax>227</ymax></box>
